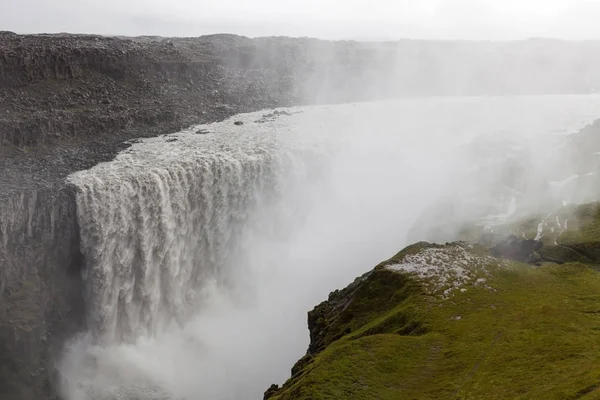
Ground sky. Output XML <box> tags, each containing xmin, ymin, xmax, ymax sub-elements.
<box><xmin>3</xmin><ymin>0</ymin><xmax>600</xmax><ymax>40</ymax></box>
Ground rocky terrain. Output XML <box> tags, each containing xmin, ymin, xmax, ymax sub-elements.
<box><xmin>3</xmin><ymin>32</ymin><xmax>600</xmax><ymax>400</ymax></box>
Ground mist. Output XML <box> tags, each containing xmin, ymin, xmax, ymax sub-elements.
<box><xmin>55</xmin><ymin>95</ymin><xmax>600</xmax><ymax>399</ymax></box>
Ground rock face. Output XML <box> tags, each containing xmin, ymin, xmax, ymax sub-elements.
<box><xmin>5</xmin><ymin>34</ymin><xmax>600</xmax><ymax>149</ymax></box>
<box><xmin>0</xmin><ymin>187</ymin><xmax>84</xmax><ymax>400</ymax></box>
<box><xmin>306</xmin><ymin>270</ymin><xmax>423</xmax><ymax>356</ymax></box>
<box><xmin>0</xmin><ymin>34</ymin><xmax>281</xmax><ymax>148</ymax></box>
<box><xmin>490</xmin><ymin>235</ymin><xmax>543</xmax><ymax>263</ymax></box>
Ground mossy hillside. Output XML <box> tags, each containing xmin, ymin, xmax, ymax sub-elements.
<box><xmin>455</xmin><ymin>202</ymin><xmax>600</xmax><ymax>266</ymax></box>
<box><xmin>269</xmin><ymin>244</ymin><xmax>600</xmax><ymax>400</ymax></box>
<box><xmin>555</xmin><ymin>203</ymin><xmax>600</xmax><ymax>263</ymax></box>
<box><xmin>305</xmin><ymin>269</ymin><xmax>424</xmax><ymax>357</ymax></box>
<box><xmin>501</xmin><ymin>202</ymin><xmax>600</xmax><ymax>266</ymax></box>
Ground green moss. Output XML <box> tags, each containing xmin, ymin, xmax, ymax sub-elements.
<box><xmin>272</xmin><ymin>251</ymin><xmax>600</xmax><ymax>400</ymax></box>
<box><xmin>269</xmin><ymin>202</ymin><xmax>600</xmax><ymax>399</ymax></box>
<box><xmin>538</xmin><ymin>243</ymin><xmax>594</xmax><ymax>265</ymax></box>
<box><xmin>555</xmin><ymin>203</ymin><xmax>600</xmax><ymax>264</ymax></box>
<box><xmin>306</xmin><ymin>269</ymin><xmax>424</xmax><ymax>355</ymax></box>
<box><xmin>520</xmin><ymin>202</ymin><xmax>600</xmax><ymax>266</ymax></box>
<box><xmin>454</xmin><ymin>202</ymin><xmax>600</xmax><ymax>267</ymax></box>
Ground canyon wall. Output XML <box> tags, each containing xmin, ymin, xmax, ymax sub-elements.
<box><xmin>0</xmin><ymin>188</ymin><xmax>83</xmax><ymax>399</ymax></box>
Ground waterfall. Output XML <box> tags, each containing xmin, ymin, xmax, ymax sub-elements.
<box><xmin>67</xmin><ymin>112</ymin><xmax>332</xmax><ymax>344</ymax></box>
<box><xmin>59</xmin><ymin>97</ymin><xmax>600</xmax><ymax>400</ymax></box>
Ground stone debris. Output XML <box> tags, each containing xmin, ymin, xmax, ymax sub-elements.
<box><xmin>386</xmin><ymin>245</ymin><xmax>505</xmax><ymax>298</ymax></box>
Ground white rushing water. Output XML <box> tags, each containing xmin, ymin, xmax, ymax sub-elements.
<box><xmin>60</xmin><ymin>96</ymin><xmax>600</xmax><ymax>400</ymax></box>
<box><xmin>67</xmin><ymin>114</ymin><xmax>333</xmax><ymax>343</ymax></box>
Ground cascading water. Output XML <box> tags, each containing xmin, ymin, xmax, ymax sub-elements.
<box><xmin>76</xmin><ymin>122</ymin><xmax>336</xmax><ymax>335</ymax></box>
<box><xmin>59</xmin><ymin>96</ymin><xmax>600</xmax><ymax>400</ymax></box>
<box><xmin>71</xmin><ymin>143</ymin><xmax>296</xmax><ymax>343</ymax></box>
<box><xmin>62</xmin><ymin>111</ymin><xmax>337</xmax><ymax>399</ymax></box>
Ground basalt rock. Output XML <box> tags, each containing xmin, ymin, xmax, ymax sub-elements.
<box><xmin>0</xmin><ymin>186</ymin><xmax>84</xmax><ymax>400</ymax></box>
<box><xmin>490</xmin><ymin>235</ymin><xmax>543</xmax><ymax>263</ymax></box>
<box><xmin>264</xmin><ymin>384</ymin><xmax>280</xmax><ymax>400</ymax></box>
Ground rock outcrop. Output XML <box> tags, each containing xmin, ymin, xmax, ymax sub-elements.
<box><xmin>490</xmin><ymin>235</ymin><xmax>543</xmax><ymax>263</ymax></box>
<box><xmin>0</xmin><ymin>187</ymin><xmax>84</xmax><ymax>400</ymax></box>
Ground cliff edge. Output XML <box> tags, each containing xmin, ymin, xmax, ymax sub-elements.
<box><xmin>268</xmin><ymin>224</ymin><xmax>600</xmax><ymax>399</ymax></box>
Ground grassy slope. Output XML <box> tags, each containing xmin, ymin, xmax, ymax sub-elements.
<box><xmin>457</xmin><ymin>202</ymin><xmax>600</xmax><ymax>267</ymax></box>
<box><xmin>555</xmin><ymin>203</ymin><xmax>600</xmax><ymax>264</ymax></box>
<box><xmin>271</xmin><ymin>245</ymin><xmax>600</xmax><ymax>400</ymax></box>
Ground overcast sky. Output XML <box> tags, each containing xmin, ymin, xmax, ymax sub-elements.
<box><xmin>3</xmin><ymin>0</ymin><xmax>600</xmax><ymax>40</ymax></box>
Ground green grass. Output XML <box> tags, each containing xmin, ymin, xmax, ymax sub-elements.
<box><xmin>270</xmin><ymin>204</ymin><xmax>600</xmax><ymax>400</ymax></box>
<box><xmin>556</xmin><ymin>203</ymin><xmax>600</xmax><ymax>264</ymax></box>
<box><xmin>271</xmin><ymin>252</ymin><xmax>600</xmax><ymax>400</ymax></box>
<box><xmin>454</xmin><ymin>202</ymin><xmax>600</xmax><ymax>266</ymax></box>
<box><xmin>307</xmin><ymin>270</ymin><xmax>424</xmax><ymax>355</ymax></box>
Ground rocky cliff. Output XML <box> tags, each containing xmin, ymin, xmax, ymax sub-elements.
<box><xmin>0</xmin><ymin>33</ymin><xmax>300</xmax><ymax>148</ymax></box>
<box><xmin>5</xmin><ymin>34</ymin><xmax>600</xmax><ymax>150</ymax></box>
<box><xmin>0</xmin><ymin>187</ymin><xmax>83</xmax><ymax>400</ymax></box>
